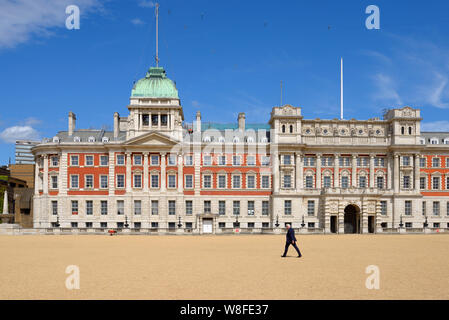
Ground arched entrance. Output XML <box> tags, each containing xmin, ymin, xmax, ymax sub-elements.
<box><xmin>344</xmin><ymin>205</ymin><xmax>361</xmax><ymax>234</ymax></box>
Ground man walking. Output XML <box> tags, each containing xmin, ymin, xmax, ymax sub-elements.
<box><xmin>281</xmin><ymin>224</ymin><xmax>302</xmax><ymax>258</ymax></box>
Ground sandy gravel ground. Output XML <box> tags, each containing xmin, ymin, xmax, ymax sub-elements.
<box><xmin>0</xmin><ymin>234</ymin><xmax>448</xmax><ymax>300</ymax></box>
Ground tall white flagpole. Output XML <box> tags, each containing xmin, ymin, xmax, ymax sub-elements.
<box><xmin>155</xmin><ymin>3</ymin><xmax>159</xmax><ymax>67</ymax></box>
<box><xmin>340</xmin><ymin>57</ymin><xmax>344</xmax><ymax>120</ymax></box>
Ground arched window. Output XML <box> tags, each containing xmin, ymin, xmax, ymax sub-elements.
<box><xmin>203</xmin><ymin>136</ymin><xmax>211</xmax><ymax>142</ymax></box>
<box><xmin>282</xmin><ymin>125</ymin><xmax>286</xmax><ymax>133</ymax></box>
<box><xmin>401</xmin><ymin>127</ymin><xmax>405</xmax><ymax>135</ymax></box>
<box><xmin>430</xmin><ymin>138</ymin><xmax>439</xmax><ymax>145</ymax></box>
<box><xmin>289</xmin><ymin>125</ymin><xmax>293</xmax><ymax>133</ymax></box>
<box><xmin>233</xmin><ymin>137</ymin><xmax>240</xmax><ymax>143</ymax></box>
<box><xmin>52</xmin><ymin>136</ymin><xmax>59</xmax><ymax>143</ymax></box>
<box><xmin>73</xmin><ymin>136</ymin><xmax>81</xmax><ymax>142</ymax></box>
<box><xmin>102</xmin><ymin>137</ymin><xmax>109</xmax><ymax>143</ymax></box>
<box><xmin>88</xmin><ymin>136</ymin><xmax>96</xmax><ymax>142</ymax></box>
<box><xmin>408</xmin><ymin>127</ymin><xmax>412</xmax><ymax>135</ymax></box>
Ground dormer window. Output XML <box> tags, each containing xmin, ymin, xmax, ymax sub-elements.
<box><xmin>260</xmin><ymin>137</ymin><xmax>268</xmax><ymax>143</ymax></box>
<box><xmin>102</xmin><ymin>137</ymin><xmax>109</xmax><ymax>143</ymax></box>
<box><xmin>88</xmin><ymin>136</ymin><xmax>95</xmax><ymax>142</ymax></box>
<box><xmin>73</xmin><ymin>136</ymin><xmax>81</xmax><ymax>142</ymax></box>
<box><xmin>218</xmin><ymin>137</ymin><xmax>225</xmax><ymax>143</ymax></box>
<box><xmin>419</xmin><ymin>138</ymin><xmax>425</xmax><ymax>145</ymax></box>
<box><xmin>246</xmin><ymin>137</ymin><xmax>254</xmax><ymax>143</ymax></box>
<box><xmin>52</xmin><ymin>136</ymin><xmax>60</xmax><ymax>143</ymax></box>
<box><xmin>203</xmin><ymin>136</ymin><xmax>211</xmax><ymax>142</ymax></box>
<box><xmin>444</xmin><ymin>138</ymin><xmax>449</xmax><ymax>145</ymax></box>
<box><xmin>430</xmin><ymin>138</ymin><xmax>439</xmax><ymax>145</ymax></box>
<box><xmin>233</xmin><ymin>137</ymin><xmax>240</xmax><ymax>143</ymax></box>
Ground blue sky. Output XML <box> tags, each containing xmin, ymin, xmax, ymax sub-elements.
<box><xmin>1</xmin><ymin>0</ymin><xmax>449</xmax><ymax>164</ymax></box>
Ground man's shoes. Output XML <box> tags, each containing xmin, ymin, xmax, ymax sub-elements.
<box><xmin>281</xmin><ymin>255</ymin><xmax>286</xmax><ymax>258</ymax></box>
<box><xmin>297</xmin><ymin>255</ymin><xmax>302</xmax><ymax>258</ymax></box>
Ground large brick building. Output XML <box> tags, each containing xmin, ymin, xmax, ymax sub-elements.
<box><xmin>31</xmin><ymin>66</ymin><xmax>449</xmax><ymax>234</ymax></box>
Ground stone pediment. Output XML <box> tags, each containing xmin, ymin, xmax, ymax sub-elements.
<box><xmin>124</xmin><ymin>131</ymin><xmax>180</xmax><ymax>146</ymax></box>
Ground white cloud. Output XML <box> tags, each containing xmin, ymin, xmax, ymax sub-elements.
<box><xmin>0</xmin><ymin>0</ymin><xmax>102</xmax><ymax>49</ymax></box>
<box><xmin>0</xmin><ymin>126</ymin><xmax>40</xmax><ymax>143</ymax></box>
<box><xmin>131</xmin><ymin>18</ymin><xmax>145</xmax><ymax>26</ymax></box>
<box><xmin>138</xmin><ymin>1</ymin><xmax>156</xmax><ymax>8</ymax></box>
<box><xmin>421</xmin><ymin>121</ymin><xmax>449</xmax><ymax>132</ymax></box>
<box><xmin>372</xmin><ymin>73</ymin><xmax>402</xmax><ymax>106</ymax></box>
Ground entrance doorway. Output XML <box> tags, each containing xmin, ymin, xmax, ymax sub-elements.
<box><xmin>344</xmin><ymin>205</ymin><xmax>360</xmax><ymax>234</ymax></box>
<box><xmin>202</xmin><ymin>219</ymin><xmax>213</xmax><ymax>234</ymax></box>
<box><xmin>330</xmin><ymin>216</ymin><xmax>337</xmax><ymax>233</ymax></box>
<box><xmin>368</xmin><ymin>216</ymin><xmax>375</xmax><ymax>233</ymax></box>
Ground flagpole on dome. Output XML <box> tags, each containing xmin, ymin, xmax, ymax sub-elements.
<box><xmin>155</xmin><ymin>2</ymin><xmax>160</xmax><ymax>68</ymax></box>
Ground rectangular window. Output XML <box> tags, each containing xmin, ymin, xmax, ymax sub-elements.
<box><xmin>134</xmin><ymin>155</ymin><xmax>142</xmax><ymax>165</ymax></box>
<box><xmin>283</xmin><ymin>155</ymin><xmax>291</xmax><ymax>165</ymax></box>
<box><xmin>100</xmin><ymin>175</ymin><xmax>108</xmax><ymax>189</ymax></box>
<box><xmin>341</xmin><ymin>176</ymin><xmax>349</xmax><ymax>188</ymax></box>
<box><xmin>218</xmin><ymin>175</ymin><xmax>226</xmax><ymax>188</ymax></box>
<box><xmin>305</xmin><ymin>176</ymin><xmax>313</xmax><ymax>189</ymax></box>
<box><xmin>323</xmin><ymin>176</ymin><xmax>331</xmax><ymax>188</ymax></box>
<box><xmin>151</xmin><ymin>114</ymin><xmax>158</xmax><ymax>126</ymax></box>
<box><xmin>133</xmin><ymin>174</ymin><xmax>142</xmax><ymax>188</ymax></box>
<box><xmin>51</xmin><ymin>176</ymin><xmax>58</xmax><ymax>189</ymax></box>
<box><xmin>247</xmin><ymin>175</ymin><xmax>255</xmax><ymax>189</ymax></box>
<box><xmin>232</xmin><ymin>156</ymin><xmax>241</xmax><ymax>166</ymax></box>
<box><xmin>151</xmin><ymin>155</ymin><xmax>159</xmax><ymax>166</ymax></box>
<box><xmin>86</xmin><ymin>200</ymin><xmax>93</xmax><ymax>215</ymax></box>
<box><xmin>247</xmin><ymin>156</ymin><xmax>256</xmax><ymax>166</ymax></box>
<box><xmin>151</xmin><ymin>222</ymin><xmax>158</xmax><ymax>228</ymax></box>
<box><xmin>248</xmin><ymin>222</ymin><xmax>255</xmax><ymax>228</ymax></box>
<box><xmin>432</xmin><ymin>177</ymin><xmax>440</xmax><ymax>190</ymax></box>
<box><xmin>422</xmin><ymin>201</ymin><xmax>426</xmax><ymax>216</ymax></box>
<box><xmin>151</xmin><ymin>200</ymin><xmax>159</xmax><ymax>215</ymax></box>
<box><xmin>85</xmin><ymin>175</ymin><xmax>93</xmax><ymax>188</ymax></box>
<box><xmin>283</xmin><ymin>175</ymin><xmax>292</xmax><ymax>188</ymax></box>
<box><xmin>219</xmin><ymin>201</ymin><xmax>226</xmax><ymax>215</ymax></box>
<box><xmin>284</xmin><ymin>200</ymin><xmax>292</xmax><ymax>215</ymax></box>
<box><xmin>100</xmin><ymin>155</ymin><xmax>108</xmax><ymax>166</ymax></box>
<box><xmin>203</xmin><ymin>175</ymin><xmax>212</xmax><ymax>188</ymax></box>
<box><xmin>184</xmin><ymin>155</ymin><xmax>193</xmax><ymax>166</ymax></box>
<box><xmin>380</xmin><ymin>201</ymin><xmax>387</xmax><ymax>215</ymax></box>
<box><xmin>100</xmin><ymin>222</ymin><xmax>107</xmax><ymax>228</ymax></box>
<box><xmin>261</xmin><ymin>176</ymin><xmax>270</xmax><ymax>189</ymax></box>
<box><xmin>70</xmin><ymin>175</ymin><xmax>79</xmax><ymax>189</ymax></box>
<box><xmin>71</xmin><ymin>155</ymin><xmax>79</xmax><ymax>166</ymax></box>
<box><xmin>86</xmin><ymin>222</ymin><xmax>93</xmax><ymax>228</ymax></box>
<box><xmin>168</xmin><ymin>155</ymin><xmax>176</xmax><ymax>166</ymax></box>
<box><xmin>185</xmin><ymin>200</ymin><xmax>193</xmax><ymax>215</ymax></box>
<box><xmin>116</xmin><ymin>154</ymin><xmax>125</xmax><ymax>165</ymax></box>
<box><xmin>218</xmin><ymin>155</ymin><xmax>226</xmax><ymax>166</ymax></box>
<box><xmin>117</xmin><ymin>200</ymin><xmax>124</xmax><ymax>215</ymax></box>
<box><xmin>433</xmin><ymin>223</ymin><xmax>440</xmax><ymax>228</ymax></box>
<box><xmin>71</xmin><ymin>222</ymin><xmax>78</xmax><ymax>228</ymax></box>
<box><xmin>447</xmin><ymin>202</ymin><xmax>449</xmax><ymax>216</ymax></box>
<box><xmin>447</xmin><ymin>177</ymin><xmax>449</xmax><ymax>190</ymax></box>
<box><xmin>420</xmin><ymin>158</ymin><xmax>426</xmax><ymax>168</ymax></box>
<box><xmin>51</xmin><ymin>156</ymin><xmax>59</xmax><ymax>167</ymax></box>
<box><xmin>134</xmin><ymin>200</ymin><xmax>141</xmax><ymax>215</ymax></box>
<box><xmin>359</xmin><ymin>176</ymin><xmax>366</xmax><ymax>188</ymax></box>
<box><xmin>186</xmin><ymin>222</ymin><xmax>193</xmax><ymax>229</ymax></box>
<box><xmin>248</xmin><ymin>201</ymin><xmax>255</xmax><ymax>215</ymax></box>
<box><xmin>432</xmin><ymin>158</ymin><xmax>440</xmax><ymax>168</ymax></box>
<box><xmin>420</xmin><ymin>177</ymin><xmax>426</xmax><ymax>190</ymax></box>
<box><xmin>233</xmin><ymin>201</ymin><xmax>240</xmax><ymax>215</ymax></box>
<box><xmin>402</xmin><ymin>156</ymin><xmax>410</xmax><ymax>166</ymax></box>
<box><xmin>203</xmin><ymin>155</ymin><xmax>212</xmax><ymax>166</ymax></box>
<box><xmin>151</xmin><ymin>174</ymin><xmax>159</xmax><ymax>188</ymax></box>
<box><xmin>446</xmin><ymin>158</ymin><xmax>449</xmax><ymax>168</ymax></box>
<box><xmin>85</xmin><ymin>155</ymin><xmax>94</xmax><ymax>166</ymax></box>
<box><xmin>405</xmin><ymin>200</ymin><xmax>412</xmax><ymax>216</ymax></box>
<box><xmin>405</xmin><ymin>222</ymin><xmax>412</xmax><ymax>229</ymax></box>
<box><xmin>307</xmin><ymin>200</ymin><xmax>315</xmax><ymax>216</ymax></box>
<box><xmin>261</xmin><ymin>156</ymin><xmax>270</xmax><ymax>166</ymax></box>
<box><xmin>262</xmin><ymin>201</ymin><xmax>269</xmax><ymax>215</ymax></box>
<box><xmin>403</xmin><ymin>176</ymin><xmax>410</xmax><ymax>189</ymax></box>
<box><xmin>168</xmin><ymin>200</ymin><xmax>176</xmax><ymax>215</ymax></box>
<box><xmin>204</xmin><ymin>200</ymin><xmax>211</xmax><ymax>214</ymax></box>
<box><xmin>185</xmin><ymin>175</ymin><xmax>193</xmax><ymax>189</ymax></box>
<box><xmin>433</xmin><ymin>201</ymin><xmax>440</xmax><ymax>216</ymax></box>
<box><xmin>218</xmin><ymin>222</ymin><xmax>226</xmax><ymax>229</ymax></box>
<box><xmin>101</xmin><ymin>201</ymin><xmax>108</xmax><ymax>215</ymax></box>
<box><xmin>377</xmin><ymin>176</ymin><xmax>384</xmax><ymax>189</ymax></box>
<box><xmin>116</xmin><ymin>174</ymin><xmax>125</xmax><ymax>188</ymax></box>
<box><xmin>232</xmin><ymin>175</ymin><xmax>241</xmax><ymax>189</ymax></box>
<box><xmin>168</xmin><ymin>175</ymin><xmax>176</xmax><ymax>188</ymax></box>
<box><xmin>52</xmin><ymin>201</ymin><xmax>58</xmax><ymax>215</ymax></box>
<box><xmin>71</xmin><ymin>200</ymin><xmax>78</xmax><ymax>215</ymax></box>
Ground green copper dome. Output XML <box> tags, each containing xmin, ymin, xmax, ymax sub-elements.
<box><xmin>131</xmin><ymin>67</ymin><xmax>179</xmax><ymax>99</ymax></box>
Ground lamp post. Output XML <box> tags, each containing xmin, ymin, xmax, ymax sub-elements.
<box><xmin>399</xmin><ymin>214</ymin><xmax>404</xmax><ymax>228</ymax></box>
<box><xmin>275</xmin><ymin>215</ymin><xmax>279</xmax><ymax>228</ymax></box>
<box><xmin>55</xmin><ymin>214</ymin><xmax>60</xmax><ymax>228</ymax></box>
<box><xmin>423</xmin><ymin>215</ymin><xmax>428</xmax><ymax>229</ymax></box>
<box><xmin>124</xmin><ymin>215</ymin><xmax>129</xmax><ymax>229</ymax></box>
<box><xmin>301</xmin><ymin>214</ymin><xmax>305</xmax><ymax>228</ymax></box>
<box><xmin>177</xmin><ymin>216</ymin><xmax>182</xmax><ymax>228</ymax></box>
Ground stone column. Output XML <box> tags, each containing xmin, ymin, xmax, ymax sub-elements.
<box><xmin>177</xmin><ymin>153</ymin><xmax>183</xmax><ymax>192</ymax></box>
<box><xmin>316</xmin><ymin>154</ymin><xmax>322</xmax><ymax>189</ymax></box>
<box><xmin>352</xmin><ymin>154</ymin><xmax>357</xmax><ymax>187</ymax></box>
<box><xmin>414</xmin><ymin>154</ymin><xmax>420</xmax><ymax>192</ymax></box>
<box><xmin>126</xmin><ymin>152</ymin><xmax>132</xmax><ymax>192</ymax></box>
<box><xmin>43</xmin><ymin>155</ymin><xmax>48</xmax><ymax>194</ymax></box>
<box><xmin>34</xmin><ymin>156</ymin><xmax>40</xmax><ymax>195</ymax></box>
<box><xmin>334</xmin><ymin>153</ymin><xmax>339</xmax><ymax>188</ymax></box>
<box><xmin>160</xmin><ymin>152</ymin><xmax>166</xmax><ymax>192</ymax></box>
<box><xmin>143</xmin><ymin>152</ymin><xmax>149</xmax><ymax>192</ymax></box>
<box><xmin>369</xmin><ymin>154</ymin><xmax>375</xmax><ymax>188</ymax></box>
<box><xmin>295</xmin><ymin>153</ymin><xmax>303</xmax><ymax>190</ymax></box>
<box><xmin>394</xmin><ymin>154</ymin><xmax>400</xmax><ymax>193</ymax></box>
<box><xmin>158</xmin><ymin>112</ymin><xmax>161</xmax><ymax>130</ymax></box>
<box><xmin>387</xmin><ymin>155</ymin><xmax>393</xmax><ymax>190</ymax></box>
<box><xmin>273</xmin><ymin>152</ymin><xmax>280</xmax><ymax>193</ymax></box>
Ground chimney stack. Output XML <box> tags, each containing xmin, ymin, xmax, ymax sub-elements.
<box><xmin>114</xmin><ymin>112</ymin><xmax>120</xmax><ymax>139</ymax></box>
<box><xmin>196</xmin><ymin>111</ymin><xmax>201</xmax><ymax>132</ymax></box>
<box><xmin>68</xmin><ymin>112</ymin><xmax>76</xmax><ymax>136</ymax></box>
<box><xmin>238</xmin><ymin>113</ymin><xmax>246</xmax><ymax>131</ymax></box>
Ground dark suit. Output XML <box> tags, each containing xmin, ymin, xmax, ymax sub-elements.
<box><xmin>283</xmin><ymin>228</ymin><xmax>302</xmax><ymax>257</ymax></box>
